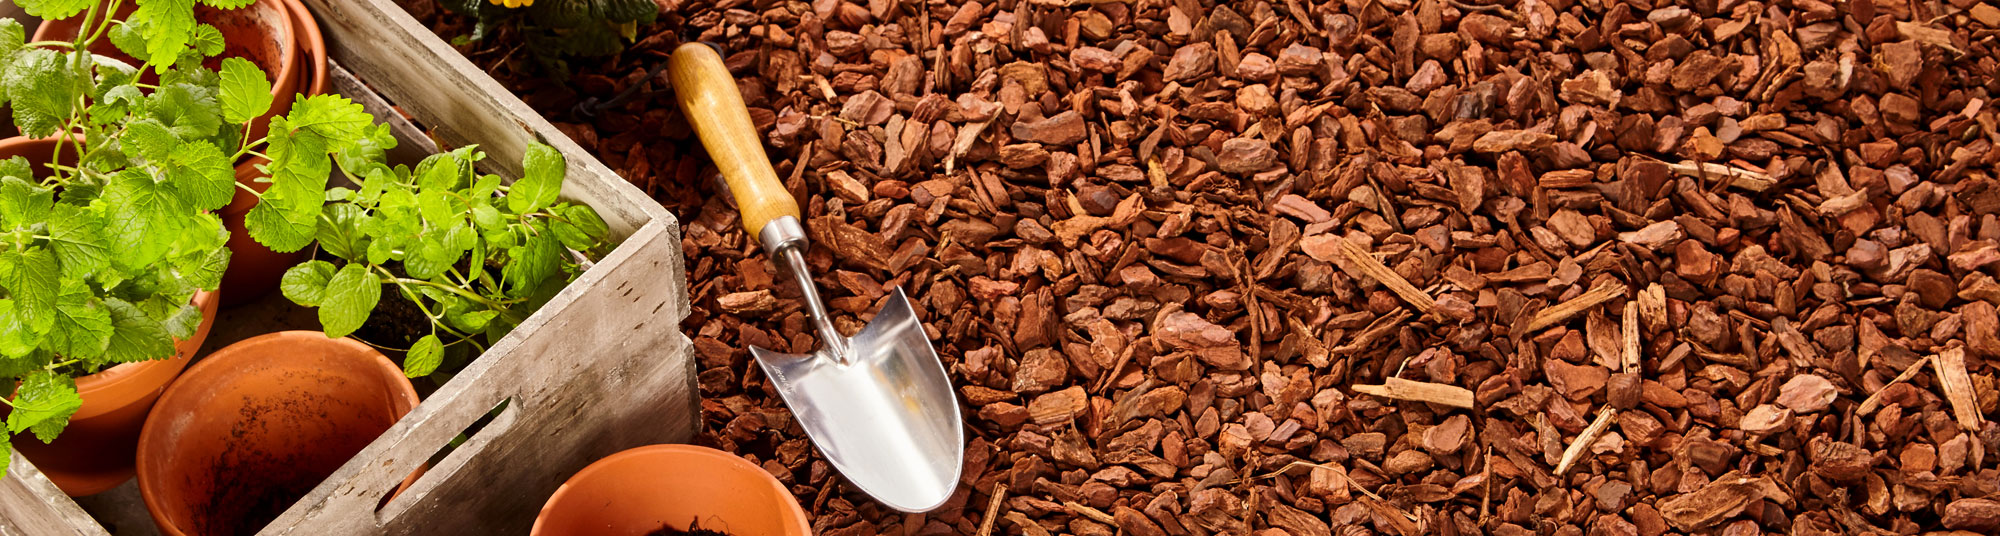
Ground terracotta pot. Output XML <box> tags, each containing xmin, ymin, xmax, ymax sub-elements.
<box><xmin>35</xmin><ymin>0</ymin><xmax>316</xmax><ymax>308</ymax></box>
<box><xmin>34</xmin><ymin>0</ymin><xmax>300</xmax><ymax>144</ymax></box>
<box><xmin>217</xmin><ymin>155</ymin><xmax>306</xmax><ymax>307</ymax></box>
<box><xmin>213</xmin><ymin>0</ymin><xmax>324</xmax><ymax>307</ymax></box>
<box><xmin>0</xmin><ymin>136</ymin><xmax>225</xmax><ymax>496</ymax></box>
<box><xmin>9</xmin><ymin>290</ymin><xmax>220</xmax><ymax>497</ymax></box>
<box><xmin>532</xmin><ymin>445</ymin><xmax>813</xmax><ymax>536</ymax></box>
<box><xmin>283</xmin><ymin>0</ymin><xmax>327</xmax><ymax>97</ymax></box>
<box><xmin>137</xmin><ymin>331</ymin><xmax>419</xmax><ymax>536</ymax></box>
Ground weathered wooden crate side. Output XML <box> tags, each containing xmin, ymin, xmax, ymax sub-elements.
<box><xmin>0</xmin><ymin>0</ymin><xmax>696</xmax><ymax>533</ymax></box>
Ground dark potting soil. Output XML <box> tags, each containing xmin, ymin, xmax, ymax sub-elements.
<box><xmin>645</xmin><ymin>521</ymin><xmax>731</xmax><ymax>536</ymax></box>
<box><xmin>352</xmin><ymin>270</ymin><xmax>431</xmax><ymax>351</ymax></box>
<box><xmin>194</xmin><ymin>392</ymin><xmax>386</xmax><ymax>535</ymax></box>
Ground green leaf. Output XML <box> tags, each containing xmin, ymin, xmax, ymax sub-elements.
<box><xmin>245</xmin><ymin>200</ymin><xmax>315</xmax><ymax>253</ymax></box>
<box><xmin>5</xmin><ymin>49</ymin><xmax>77</xmax><ymax>138</ymax></box>
<box><xmin>416</xmin><ymin>189</ymin><xmax>460</xmax><ymax>228</ymax></box>
<box><xmin>103</xmin><ymin>298</ymin><xmax>175</xmax><ymax>364</ymax></box>
<box><xmin>0</xmin><ymin>248</ymin><xmax>59</xmax><ymax>334</ymax></box>
<box><xmin>100</xmin><ymin>169</ymin><xmax>188</xmax><ymax>270</ymax></box>
<box><xmin>179</xmin><ymin>242</ymin><xmax>229</xmax><ymax>291</ymax></box>
<box><xmin>45</xmin><ymin>205</ymin><xmax>108</xmax><ymax>278</ymax></box>
<box><xmin>281</xmin><ymin>94</ymin><xmax>371</xmax><ymax>151</ymax></box>
<box><xmin>198</xmin><ymin>0</ymin><xmax>255</xmax><ymax>8</ymax></box>
<box><xmin>552</xmin><ymin>204</ymin><xmax>610</xmax><ymax>252</ymax></box>
<box><xmin>109</xmin><ymin>19</ymin><xmax>150</xmax><ymax>60</ymax></box>
<box><xmin>470</xmin><ymin>203</ymin><xmax>503</xmax><ymax>230</ymax></box>
<box><xmin>280</xmin><ymin>260</ymin><xmax>336</xmax><ymax>307</ymax></box>
<box><xmin>0</xmin><ymin>300</ymin><xmax>39</xmax><ymax>358</ymax></box>
<box><xmin>413</xmin><ymin>152</ymin><xmax>465</xmax><ymax>192</ymax></box>
<box><xmin>218</xmin><ymin>57</ymin><xmax>272</xmax><ymax>124</ymax></box>
<box><xmin>132</xmin><ymin>0</ymin><xmax>198</xmax><ymax>67</ymax></box>
<box><xmin>0</xmin><ymin>176</ymin><xmax>53</xmax><ymax>230</ymax></box>
<box><xmin>508</xmin><ymin>143</ymin><xmax>564</xmax><ymax>213</ymax></box>
<box><xmin>318</xmin><ymin>263</ymin><xmax>380</xmax><ymax>338</ymax></box>
<box><xmin>15</xmin><ymin>0</ymin><xmax>92</xmax><ymax>20</ymax></box>
<box><xmin>447</xmin><ymin>309</ymin><xmax>498</xmax><ymax>333</ymax></box>
<box><xmin>150</xmin><ymin>83</ymin><xmax>223</xmax><ymax>140</ymax></box>
<box><xmin>45</xmin><ymin>278</ymin><xmax>113</xmax><ymax>362</ymax></box>
<box><xmin>190</xmin><ymin>23</ymin><xmax>225</xmax><ymax>56</ymax></box>
<box><xmin>502</xmin><ymin>222</ymin><xmax>560</xmax><ymax>296</ymax></box>
<box><xmin>317</xmin><ymin>203</ymin><xmax>367</xmax><ymax>261</ymax></box>
<box><xmin>403</xmin><ymin>334</ymin><xmax>442</xmax><ymax>377</ymax></box>
<box><xmin>7</xmin><ymin>370</ymin><xmax>81</xmax><ymax>443</ymax></box>
<box><xmin>0</xmin><ymin>156</ymin><xmax>31</xmax><ymax>181</ymax></box>
<box><xmin>123</xmin><ymin>118</ymin><xmax>179</xmax><ymax>162</ymax></box>
<box><xmin>164</xmin><ymin>141</ymin><xmax>234</xmax><ymax>211</ymax></box>
<box><xmin>0</xmin><ymin>19</ymin><xmax>24</xmax><ymax>57</ymax></box>
<box><xmin>91</xmin><ymin>85</ymin><xmax>145</xmax><ymax>125</ymax></box>
<box><xmin>159</xmin><ymin>301</ymin><xmax>201</xmax><ymax>339</ymax></box>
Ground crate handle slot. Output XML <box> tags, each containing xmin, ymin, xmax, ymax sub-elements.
<box><xmin>372</xmin><ymin>397</ymin><xmax>523</xmax><ymax>521</ymax></box>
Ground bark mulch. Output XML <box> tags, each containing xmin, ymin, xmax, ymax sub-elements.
<box><xmin>400</xmin><ymin>0</ymin><xmax>2000</xmax><ymax>534</ymax></box>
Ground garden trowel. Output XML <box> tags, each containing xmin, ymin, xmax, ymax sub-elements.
<box><xmin>669</xmin><ymin>43</ymin><xmax>965</xmax><ymax>513</ymax></box>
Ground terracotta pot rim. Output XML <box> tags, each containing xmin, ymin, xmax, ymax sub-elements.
<box><xmin>27</xmin><ymin>0</ymin><xmax>300</xmax><ymax>107</ymax></box>
<box><xmin>136</xmin><ymin>330</ymin><xmax>417</xmax><ymax>536</ymax></box>
<box><xmin>71</xmin><ymin>289</ymin><xmax>218</xmax><ymax>393</ymax></box>
<box><xmin>532</xmin><ymin>444</ymin><xmax>813</xmax><ymax>536</ymax></box>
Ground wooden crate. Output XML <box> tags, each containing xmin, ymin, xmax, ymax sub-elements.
<box><xmin>0</xmin><ymin>0</ymin><xmax>697</xmax><ymax>533</ymax></box>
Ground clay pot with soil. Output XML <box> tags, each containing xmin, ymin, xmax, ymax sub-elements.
<box><xmin>34</xmin><ymin>0</ymin><xmax>330</xmax><ymax>307</ymax></box>
<box><xmin>0</xmin><ymin>137</ymin><xmax>226</xmax><ymax>497</ymax></box>
<box><xmin>532</xmin><ymin>444</ymin><xmax>812</xmax><ymax>536</ymax></box>
<box><xmin>136</xmin><ymin>331</ymin><xmax>419</xmax><ymax>536</ymax></box>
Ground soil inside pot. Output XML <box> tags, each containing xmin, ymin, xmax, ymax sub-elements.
<box><xmin>195</xmin><ymin>398</ymin><xmax>383</xmax><ymax>536</ymax></box>
<box><xmin>645</xmin><ymin>521</ymin><xmax>731</xmax><ymax>536</ymax></box>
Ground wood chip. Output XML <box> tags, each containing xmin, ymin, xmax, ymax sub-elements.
<box><xmin>1931</xmin><ymin>347</ymin><xmax>1984</xmax><ymax>432</ymax></box>
<box><xmin>1858</xmin><ymin>355</ymin><xmax>1932</xmax><ymax>416</ymax></box>
<box><xmin>1554</xmin><ymin>406</ymin><xmax>1617</xmax><ymax>476</ymax></box>
<box><xmin>1662</xmin><ymin>160</ymin><xmax>1777</xmax><ymax>191</ymax></box>
<box><xmin>1525</xmin><ymin>282</ymin><xmax>1626</xmax><ymax>333</ymax></box>
<box><xmin>1301</xmin><ymin>234</ymin><xmax>1435</xmax><ymax>313</ymax></box>
<box><xmin>1353</xmin><ymin>377</ymin><xmax>1475</xmax><ymax>408</ymax></box>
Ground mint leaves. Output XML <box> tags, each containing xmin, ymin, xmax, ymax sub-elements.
<box><xmin>218</xmin><ymin>56</ymin><xmax>272</xmax><ymax>124</ymax></box>
<box><xmin>278</xmin><ymin>142</ymin><xmax>612</xmax><ymax>378</ymax></box>
<box><xmin>0</xmin><ymin>0</ymin><xmax>281</xmax><ymax>472</ymax></box>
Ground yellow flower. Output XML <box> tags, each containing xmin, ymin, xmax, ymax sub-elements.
<box><xmin>487</xmin><ymin>0</ymin><xmax>533</xmax><ymax>7</ymax></box>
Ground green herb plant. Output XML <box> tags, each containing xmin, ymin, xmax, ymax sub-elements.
<box><xmin>441</xmin><ymin>0</ymin><xmax>658</xmax><ymax>77</ymax></box>
<box><xmin>278</xmin><ymin>142</ymin><xmax>613</xmax><ymax>379</ymax></box>
<box><xmin>0</xmin><ymin>0</ymin><xmax>375</xmax><ymax>475</ymax></box>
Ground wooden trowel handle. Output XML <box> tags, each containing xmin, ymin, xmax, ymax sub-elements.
<box><xmin>669</xmin><ymin>43</ymin><xmax>799</xmax><ymax>237</ymax></box>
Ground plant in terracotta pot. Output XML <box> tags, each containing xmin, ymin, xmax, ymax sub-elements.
<box><xmin>278</xmin><ymin>141</ymin><xmax>613</xmax><ymax>378</ymax></box>
<box><xmin>26</xmin><ymin>0</ymin><xmax>332</xmax><ymax>306</ymax></box>
<box><xmin>0</xmin><ymin>0</ymin><xmax>359</xmax><ymax>494</ymax></box>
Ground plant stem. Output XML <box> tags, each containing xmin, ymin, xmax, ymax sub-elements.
<box><xmin>82</xmin><ymin>0</ymin><xmax>125</xmax><ymax>48</ymax></box>
<box><xmin>377</xmin><ymin>269</ymin><xmax>516</xmax><ymax>311</ymax></box>
<box><xmin>22</xmin><ymin>41</ymin><xmax>75</xmax><ymax>49</ymax></box>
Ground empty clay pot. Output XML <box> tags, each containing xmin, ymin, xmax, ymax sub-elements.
<box><xmin>137</xmin><ymin>331</ymin><xmax>418</xmax><ymax>536</ymax></box>
<box><xmin>532</xmin><ymin>444</ymin><xmax>813</xmax><ymax>536</ymax></box>
<box><xmin>0</xmin><ymin>136</ymin><xmax>225</xmax><ymax>497</ymax></box>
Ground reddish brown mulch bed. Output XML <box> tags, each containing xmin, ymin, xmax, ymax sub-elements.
<box><xmin>402</xmin><ymin>0</ymin><xmax>2000</xmax><ymax>534</ymax></box>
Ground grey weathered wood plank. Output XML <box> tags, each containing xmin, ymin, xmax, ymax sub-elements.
<box><xmin>0</xmin><ymin>453</ymin><xmax>109</xmax><ymax>536</ymax></box>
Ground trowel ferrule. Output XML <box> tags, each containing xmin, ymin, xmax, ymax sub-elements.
<box><xmin>760</xmin><ymin>216</ymin><xmax>850</xmax><ymax>363</ymax></box>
